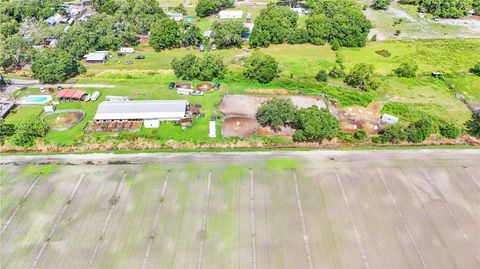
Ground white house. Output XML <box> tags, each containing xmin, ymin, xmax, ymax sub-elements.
<box><xmin>166</xmin><ymin>12</ymin><xmax>184</xmax><ymax>21</ymax></box>
<box><xmin>218</xmin><ymin>10</ymin><xmax>243</xmax><ymax>20</ymax></box>
<box><xmin>380</xmin><ymin>114</ymin><xmax>399</xmax><ymax>124</ymax></box>
<box><xmin>94</xmin><ymin>100</ymin><xmax>189</xmax><ymax>128</ymax></box>
<box><xmin>119</xmin><ymin>47</ymin><xmax>135</xmax><ymax>54</ymax></box>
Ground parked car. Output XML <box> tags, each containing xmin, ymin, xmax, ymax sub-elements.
<box><xmin>48</xmin><ymin>88</ymin><xmax>54</xmax><ymax>93</ymax></box>
<box><xmin>40</xmin><ymin>87</ymin><xmax>46</xmax><ymax>93</ymax></box>
<box><xmin>213</xmin><ymin>83</ymin><xmax>220</xmax><ymax>90</ymax></box>
<box><xmin>84</xmin><ymin>94</ymin><xmax>91</xmax><ymax>101</ymax></box>
<box><xmin>117</xmin><ymin>52</ymin><xmax>126</xmax><ymax>57</ymax></box>
<box><xmin>57</xmin><ymin>86</ymin><xmax>63</xmax><ymax>91</ymax></box>
<box><xmin>169</xmin><ymin>82</ymin><xmax>175</xmax><ymax>89</ymax></box>
<box><xmin>135</xmin><ymin>55</ymin><xmax>145</xmax><ymax>60</ymax></box>
<box><xmin>125</xmin><ymin>61</ymin><xmax>133</xmax><ymax>65</ymax></box>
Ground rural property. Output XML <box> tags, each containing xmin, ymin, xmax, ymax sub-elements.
<box><xmin>1</xmin><ymin>150</ymin><xmax>479</xmax><ymax>269</ymax></box>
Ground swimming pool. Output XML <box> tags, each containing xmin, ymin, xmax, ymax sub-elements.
<box><xmin>22</xmin><ymin>95</ymin><xmax>52</xmax><ymax>104</ymax></box>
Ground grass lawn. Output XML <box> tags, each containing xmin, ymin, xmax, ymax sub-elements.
<box><xmin>448</xmin><ymin>76</ymin><xmax>480</xmax><ymax>102</ymax></box>
<box><xmin>338</xmin><ymin>39</ymin><xmax>480</xmax><ymax>74</ymax></box>
<box><xmin>374</xmin><ymin>76</ymin><xmax>471</xmax><ymax>124</ymax></box>
<box><xmin>4</xmin><ymin>106</ymin><xmax>43</xmax><ymax>125</ymax></box>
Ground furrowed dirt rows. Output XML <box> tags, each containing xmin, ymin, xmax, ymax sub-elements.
<box><xmin>1</xmin><ymin>150</ymin><xmax>479</xmax><ymax>269</ymax></box>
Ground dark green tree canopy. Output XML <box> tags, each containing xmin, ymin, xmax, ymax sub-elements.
<box><xmin>31</xmin><ymin>50</ymin><xmax>85</xmax><ymax>83</ymax></box>
<box><xmin>171</xmin><ymin>53</ymin><xmax>226</xmax><ymax>81</ymax></box>
<box><xmin>150</xmin><ymin>18</ymin><xmax>182</xmax><ymax>51</ymax></box>
<box><xmin>243</xmin><ymin>52</ymin><xmax>279</xmax><ymax>83</ymax></box>
<box><xmin>195</xmin><ymin>0</ymin><xmax>234</xmax><ymax>18</ymax></box>
<box><xmin>294</xmin><ymin>106</ymin><xmax>340</xmax><ymax>142</ymax></box>
<box><xmin>419</xmin><ymin>0</ymin><xmax>473</xmax><ymax>18</ymax></box>
<box><xmin>211</xmin><ymin>21</ymin><xmax>248</xmax><ymax>49</ymax></box>
<box><xmin>470</xmin><ymin>62</ymin><xmax>480</xmax><ymax>76</ymax></box>
<box><xmin>306</xmin><ymin>3</ymin><xmax>371</xmax><ymax>48</ymax></box>
<box><xmin>249</xmin><ymin>4</ymin><xmax>298</xmax><ymax>48</ymax></box>
<box><xmin>256</xmin><ymin>98</ymin><xmax>298</xmax><ymax>130</ymax></box>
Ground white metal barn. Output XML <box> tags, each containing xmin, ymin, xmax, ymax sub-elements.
<box><xmin>218</xmin><ymin>10</ymin><xmax>243</xmax><ymax>19</ymax></box>
<box><xmin>94</xmin><ymin>100</ymin><xmax>188</xmax><ymax>128</ymax></box>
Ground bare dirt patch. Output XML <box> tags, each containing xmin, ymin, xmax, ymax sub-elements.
<box><xmin>43</xmin><ymin>110</ymin><xmax>85</xmax><ymax>131</ymax></box>
<box><xmin>245</xmin><ymin>89</ymin><xmax>301</xmax><ymax>95</ymax></box>
<box><xmin>332</xmin><ymin>102</ymin><xmax>384</xmax><ymax>134</ymax></box>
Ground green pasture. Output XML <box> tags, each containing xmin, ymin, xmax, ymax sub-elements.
<box><xmin>4</xmin><ymin>39</ymin><xmax>478</xmax><ymax>148</ymax></box>
<box><xmin>338</xmin><ymin>39</ymin><xmax>480</xmax><ymax>74</ymax></box>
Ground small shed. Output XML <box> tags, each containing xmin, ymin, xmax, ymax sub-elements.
<box><xmin>380</xmin><ymin>114</ymin><xmax>399</xmax><ymax>124</ymax></box>
<box><xmin>84</xmin><ymin>51</ymin><xmax>109</xmax><ymax>64</ymax></box>
<box><xmin>218</xmin><ymin>10</ymin><xmax>243</xmax><ymax>20</ymax></box>
<box><xmin>209</xmin><ymin>120</ymin><xmax>216</xmax><ymax>138</ymax></box>
<box><xmin>144</xmin><ymin>119</ymin><xmax>160</xmax><ymax>128</ymax></box>
<box><xmin>44</xmin><ymin>106</ymin><xmax>55</xmax><ymax>113</ymax></box>
<box><xmin>119</xmin><ymin>47</ymin><xmax>135</xmax><ymax>54</ymax></box>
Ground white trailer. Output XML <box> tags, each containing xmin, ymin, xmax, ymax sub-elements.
<box><xmin>177</xmin><ymin>88</ymin><xmax>194</xmax><ymax>95</ymax></box>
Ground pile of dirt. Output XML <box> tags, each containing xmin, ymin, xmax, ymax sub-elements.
<box><xmin>332</xmin><ymin>102</ymin><xmax>384</xmax><ymax>134</ymax></box>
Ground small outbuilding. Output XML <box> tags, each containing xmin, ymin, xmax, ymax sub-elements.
<box><xmin>57</xmin><ymin>89</ymin><xmax>86</xmax><ymax>101</ymax></box>
<box><xmin>119</xmin><ymin>47</ymin><xmax>135</xmax><ymax>54</ymax></box>
<box><xmin>218</xmin><ymin>10</ymin><xmax>243</xmax><ymax>20</ymax></box>
<box><xmin>44</xmin><ymin>106</ymin><xmax>56</xmax><ymax>113</ymax></box>
<box><xmin>380</xmin><ymin>114</ymin><xmax>399</xmax><ymax>125</ymax></box>
<box><xmin>166</xmin><ymin>12</ymin><xmax>184</xmax><ymax>21</ymax></box>
<box><xmin>84</xmin><ymin>51</ymin><xmax>109</xmax><ymax>64</ymax></box>
<box><xmin>209</xmin><ymin>120</ymin><xmax>216</xmax><ymax>138</ymax></box>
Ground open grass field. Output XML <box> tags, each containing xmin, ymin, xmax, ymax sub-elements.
<box><xmin>1</xmin><ymin>150</ymin><xmax>479</xmax><ymax>269</ymax></box>
<box><xmin>3</xmin><ymin>39</ymin><xmax>479</xmax><ymax>148</ymax></box>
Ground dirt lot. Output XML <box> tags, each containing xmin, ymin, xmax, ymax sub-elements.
<box><xmin>219</xmin><ymin>94</ymin><xmax>327</xmax><ymax>118</ymax></box>
<box><xmin>1</xmin><ymin>150</ymin><xmax>479</xmax><ymax>269</ymax></box>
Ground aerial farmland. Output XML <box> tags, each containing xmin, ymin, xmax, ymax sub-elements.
<box><xmin>1</xmin><ymin>150</ymin><xmax>479</xmax><ymax>269</ymax></box>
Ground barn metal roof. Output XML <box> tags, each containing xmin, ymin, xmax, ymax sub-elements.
<box><xmin>94</xmin><ymin>100</ymin><xmax>188</xmax><ymax>120</ymax></box>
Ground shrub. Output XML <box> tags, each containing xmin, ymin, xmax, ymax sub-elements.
<box><xmin>375</xmin><ymin>49</ymin><xmax>391</xmax><ymax>57</ymax></box>
<box><xmin>393</xmin><ymin>62</ymin><xmax>418</xmax><ymax>78</ymax></box>
<box><xmin>328</xmin><ymin>65</ymin><xmax>345</xmax><ymax>78</ymax></box>
<box><xmin>470</xmin><ymin>62</ymin><xmax>480</xmax><ymax>76</ymax></box>
<box><xmin>315</xmin><ymin>69</ymin><xmax>328</xmax><ymax>82</ymax></box>
<box><xmin>10</xmin><ymin>120</ymin><xmax>49</xmax><ymax>148</ymax></box>
<box><xmin>372</xmin><ymin>0</ymin><xmax>391</xmax><ymax>10</ymax></box>
<box><xmin>381</xmin><ymin>124</ymin><xmax>407</xmax><ymax>144</ymax></box>
<box><xmin>406</xmin><ymin>119</ymin><xmax>435</xmax><ymax>143</ymax></box>
<box><xmin>294</xmin><ymin>106</ymin><xmax>340</xmax><ymax>142</ymax></box>
<box><xmin>354</xmin><ymin>129</ymin><xmax>367</xmax><ymax>140</ymax></box>
<box><xmin>440</xmin><ymin>124</ymin><xmax>461</xmax><ymax>139</ymax></box>
<box><xmin>344</xmin><ymin>63</ymin><xmax>378</xmax><ymax>90</ymax></box>
<box><xmin>465</xmin><ymin>112</ymin><xmax>480</xmax><ymax>138</ymax></box>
